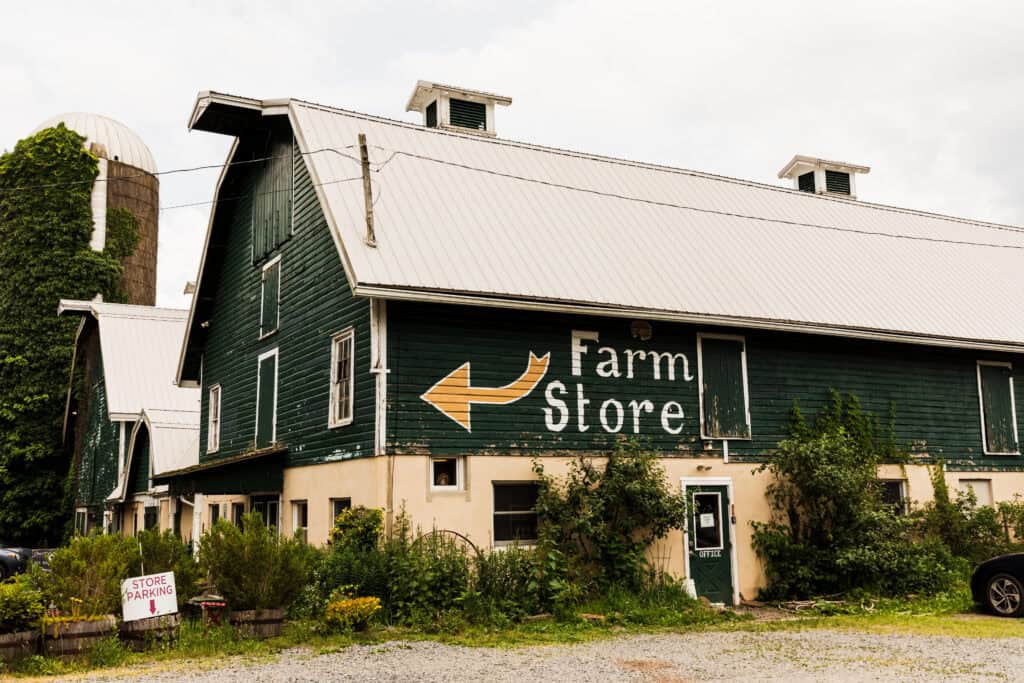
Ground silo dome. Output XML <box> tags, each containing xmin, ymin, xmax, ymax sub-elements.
<box><xmin>34</xmin><ymin>113</ymin><xmax>157</xmax><ymax>174</ymax></box>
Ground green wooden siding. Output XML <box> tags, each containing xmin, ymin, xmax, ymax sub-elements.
<box><xmin>386</xmin><ymin>302</ymin><xmax>1024</xmax><ymax>469</ymax></box>
<box><xmin>699</xmin><ymin>336</ymin><xmax>749</xmax><ymax>439</ymax></box>
<box><xmin>198</xmin><ymin>121</ymin><xmax>373</xmax><ymax>471</ymax></box>
<box><xmin>980</xmin><ymin>363</ymin><xmax>1018</xmax><ymax>453</ymax></box>
<box><xmin>126</xmin><ymin>426</ymin><xmax>150</xmax><ymax>496</ymax></box>
<box><xmin>76</xmin><ymin>350</ymin><xmax>121</xmax><ymax>507</ymax></box>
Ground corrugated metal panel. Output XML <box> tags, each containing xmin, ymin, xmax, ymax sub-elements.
<box><xmin>145</xmin><ymin>408</ymin><xmax>200</xmax><ymax>476</ymax></box>
<box><xmin>287</xmin><ymin>98</ymin><xmax>1024</xmax><ymax>349</ymax></box>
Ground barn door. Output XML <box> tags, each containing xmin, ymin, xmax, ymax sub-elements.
<box><xmin>256</xmin><ymin>349</ymin><xmax>278</xmax><ymax>449</ymax></box>
<box><xmin>684</xmin><ymin>482</ymin><xmax>735</xmax><ymax>606</ymax></box>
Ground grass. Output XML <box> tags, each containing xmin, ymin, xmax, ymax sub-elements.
<box><xmin>5</xmin><ymin>589</ymin><xmax>1024</xmax><ymax>679</ymax></box>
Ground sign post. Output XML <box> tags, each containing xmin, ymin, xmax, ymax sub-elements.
<box><xmin>121</xmin><ymin>571</ymin><xmax>178</xmax><ymax>622</ymax></box>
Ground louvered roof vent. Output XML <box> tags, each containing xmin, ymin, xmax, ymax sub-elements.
<box><xmin>406</xmin><ymin>80</ymin><xmax>512</xmax><ymax>137</ymax></box>
<box><xmin>778</xmin><ymin>155</ymin><xmax>870</xmax><ymax>199</ymax></box>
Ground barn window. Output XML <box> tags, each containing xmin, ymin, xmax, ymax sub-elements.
<box><xmin>292</xmin><ymin>500</ymin><xmax>309</xmax><ymax>543</ymax></box>
<box><xmin>449</xmin><ymin>98</ymin><xmax>487</xmax><ymax>131</ymax></box>
<box><xmin>878</xmin><ymin>479</ymin><xmax>907</xmax><ymax>516</ymax></box>
<box><xmin>329</xmin><ymin>329</ymin><xmax>355</xmax><ymax>428</ymax></box>
<box><xmin>425</xmin><ymin>100</ymin><xmax>438</xmax><ymax>128</ymax></box>
<box><xmin>431</xmin><ymin>457</ymin><xmax>464</xmax><ymax>491</ymax></box>
<box><xmin>697</xmin><ymin>334</ymin><xmax>751</xmax><ymax>439</ymax></box>
<box><xmin>251</xmin><ymin>136</ymin><xmax>294</xmax><ymax>263</ymax></box>
<box><xmin>977</xmin><ymin>361</ymin><xmax>1019</xmax><ymax>454</ymax></box>
<box><xmin>330</xmin><ymin>497</ymin><xmax>352</xmax><ymax>522</ymax></box>
<box><xmin>207</xmin><ymin>384</ymin><xmax>221</xmax><ymax>453</ymax></box>
<box><xmin>797</xmin><ymin>171</ymin><xmax>815</xmax><ymax>193</ymax></box>
<box><xmin>825</xmin><ymin>170</ymin><xmax>851</xmax><ymax>195</ymax></box>
<box><xmin>260</xmin><ymin>256</ymin><xmax>281</xmax><ymax>338</ymax></box>
<box><xmin>255</xmin><ymin>349</ymin><xmax>279</xmax><ymax>449</ymax></box>
<box><xmin>493</xmin><ymin>482</ymin><xmax>539</xmax><ymax>545</ymax></box>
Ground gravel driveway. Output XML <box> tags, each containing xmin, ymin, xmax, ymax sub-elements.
<box><xmin>86</xmin><ymin>630</ymin><xmax>1024</xmax><ymax>682</ymax></box>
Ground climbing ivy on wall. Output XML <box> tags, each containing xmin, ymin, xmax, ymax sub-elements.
<box><xmin>0</xmin><ymin>124</ymin><xmax>138</xmax><ymax>546</ymax></box>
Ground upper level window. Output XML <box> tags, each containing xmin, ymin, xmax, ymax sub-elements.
<box><xmin>449</xmin><ymin>98</ymin><xmax>486</xmax><ymax>131</ymax></box>
<box><xmin>252</xmin><ymin>136</ymin><xmax>294</xmax><ymax>263</ymax></box>
<box><xmin>329</xmin><ymin>329</ymin><xmax>355</xmax><ymax>428</ymax></box>
<box><xmin>977</xmin><ymin>361</ymin><xmax>1019</xmax><ymax>455</ymax></box>
<box><xmin>260</xmin><ymin>256</ymin><xmax>281</xmax><ymax>338</ymax></box>
<box><xmin>697</xmin><ymin>334</ymin><xmax>751</xmax><ymax>439</ymax></box>
<box><xmin>207</xmin><ymin>384</ymin><xmax>221</xmax><ymax>453</ymax></box>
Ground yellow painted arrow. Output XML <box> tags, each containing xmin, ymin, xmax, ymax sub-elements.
<box><xmin>420</xmin><ymin>352</ymin><xmax>551</xmax><ymax>432</ymax></box>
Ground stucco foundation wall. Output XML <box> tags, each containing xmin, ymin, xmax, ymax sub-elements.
<box><xmin>279</xmin><ymin>457</ymin><xmax>1024</xmax><ymax>602</ymax></box>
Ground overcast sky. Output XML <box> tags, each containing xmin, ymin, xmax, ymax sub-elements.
<box><xmin>4</xmin><ymin>1</ymin><xmax>1023</xmax><ymax>308</ymax></box>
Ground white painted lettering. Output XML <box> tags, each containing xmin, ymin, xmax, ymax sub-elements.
<box><xmin>571</xmin><ymin>330</ymin><xmax>600</xmax><ymax>377</ymax></box>
<box><xmin>600</xmin><ymin>398</ymin><xmax>624</xmax><ymax>433</ymax></box>
<box><xmin>626</xmin><ymin>349</ymin><xmax>647</xmax><ymax>379</ymax></box>
<box><xmin>628</xmin><ymin>399</ymin><xmax>654</xmax><ymax>434</ymax></box>
<box><xmin>575</xmin><ymin>383</ymin><xmax>590</xmax><ymax>432</ymax></box>
<box><xmin>543</xmin><ymin>381</ymin><xmax>569</xmax><ymax>432</ymax></box>
<box><xmin>660</xmin><ymin>401</ymin><xmax>685</xmax><ymax>435</ymax></box>
<box><xmin>649</xmin><ymin>351</ymin><xmax>694</xmax><ymax>381</ymax></box>
<box><xmin>595</xmin><ymin>347</ymin><xmax>621</xmax><ymax>378</ymax></box>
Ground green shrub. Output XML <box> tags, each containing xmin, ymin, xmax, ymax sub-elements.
<box><xmin>321</xmin><ymin>586</ymin><xmax>381</xmax><ymax>633</ymax></box>
<box><xmin>198</xmin><ymin>512</ymin><xmax>315</xmax><ymax>610</ymax></box>
<box><xmin>329</xmin><ymin>506</ymin><xmax>383</xmax><ymax>550</ymax></box>
<box><xmin>462</xmin><ymin>545</ymin><xmax>542</xmax><ymax>623</ymax></box>
<box><xmin>37</xmin><ymin>533</ymin><xmax>141</xmax><ymax>614</ymax></box>
<box><xmin>138</xmin><ymin>527</ymin><xmax>202</xmax><ymax>602</ymax></box>
<box><xmin>0</xmin><ymin>577</ymin><xmax>44</xmax><ymax>633</ymax></box>
<box><xmin>532</xmin><ymin>442</ymin><xmax>688</xmax><ymax>590</ymax></box>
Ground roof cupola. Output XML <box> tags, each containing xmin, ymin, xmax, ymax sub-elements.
<box><xmin>406</xmin><ymin>80</ymin><xmax>512</xmax><ymax>137</ymax></box>
<box><xmin>778</xmin><ymin>155</ymin><xmax>870</xmax><ymax>199</ymax></box>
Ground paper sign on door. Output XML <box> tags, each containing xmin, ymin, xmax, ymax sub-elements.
<box><xmin>699</xmin><ymin>513</ymin><xmax>715</xmax><ymax>528</ymax></box>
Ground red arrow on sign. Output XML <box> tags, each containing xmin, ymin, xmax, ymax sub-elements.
<box><xmin>149</xmin><ymin>599</ymin><xmax>156</xmax><ymax>615</ymax></box>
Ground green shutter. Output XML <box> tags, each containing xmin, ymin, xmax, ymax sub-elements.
<box><xmin>825</xmin><ymin>170</ymin><xmax>851</xmax><ymax>194</ymax></box>
<box><xmin>256</xmin><ymin>352</ymin><xmax>278</xmax><ymax>449</ymax></box>
<box><xmin>980</xmin><ymin>364</ymin><xmax>1018</xmax><ymax>453</ymax></box>
<box><xmin>261</xmin><ymin>260</ymin><xmax>280</xmax><ymax>336</ymax></box>
<box><xmin>449</xmin><ymin>98</ymin><xmax>486</xmax><ymax>130</ymax></box>
<box><xmin>252</xmin><ymin>136</ymin><xmax>294</xmax><ymax>263</ymax></box>
<box><xmin>700</xmin><ymin>337</ymin><xmax>750</xmax><ymax>439</ymax></box>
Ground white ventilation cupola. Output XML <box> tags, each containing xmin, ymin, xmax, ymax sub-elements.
<box><xmin>778</xmin><ymin>155</ymin><xmax>870</xmax><ymax>199</ymax></box>
<box><xmin>406</xmin><ymin>80</ymin><xmax>512</xmax><ymax>137</ymax></box>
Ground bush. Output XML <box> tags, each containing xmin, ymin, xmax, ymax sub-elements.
<box><xmin>462</xmin><ymin>545</ymin><xmax>542</xmax><ymax>623</ymax></box>
<box><xmin>329</xmin><ymin>506</ymin><xmax>383</xmax><ymax>550</ymax></box>
<box><xmin>913</xmin><ymin>466</ymin><xmax>1011</xmax><ymax>564</ymax></box>
<box><xmin>198</xmin><ymin>512</ymin><xmax>315</xmax><ymax>610</ymax></box>
<box><xmin>0</xmin><ymin>577</ymin><xmax>44</xmax><ymax>633</ymax></box>
<box><xmin>37</xmin><ymin>533</ymin><xmax>141</xmax><ymax>614</ymax></box>
<box><xmin>321</xmin><ymin>586</ymin><xmax>381</xmax><ymax>633</ymax></box>
<box><xmin>532</xmin><ymin>442</ymin><xmax>688</xmax><ymax>590</ymax></box>
<box><xmin>138</xmin><ymin>528</ymin><xmax>202</xmax><ymax>602</ymax></box>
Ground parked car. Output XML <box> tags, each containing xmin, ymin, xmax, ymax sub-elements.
<box><xmin>0</xmin><ymin>545</ymin><xmax>31</xmax><ymax>580</ymax></box>
<box><xmin>971</xmin><ymin>553</ymin><xmax>1024</xmax><ymax>617</ymax></box>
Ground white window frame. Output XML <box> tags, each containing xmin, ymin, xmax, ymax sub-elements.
<box><xmin>696</xmin><ymin>333</ymin><xmax>752</xmax><ymax>441</ymax></box>
<box><xmin>430</xmin><ymin>456</ymin><xmax>465</xmax><ymax>492</ymax></box>
<box><xmin>330</xmin><ymin>497</ymin><xmax>352</xmax><ymax>522</ymax></box>
<box><xmin>492</xmin><ymin>481</ymin><xmax>540</xmax><ymax>547</ymax></box>
<box><xmin>879</xmin><ymin>478</ymin><xmax>908</xmax><ymax>514</ymax></box>
<box><xmin>291</xmin><ymin>500</ymin><xmax>309</xmax><ymax>543</ymax></box>
<box><xmin>207</xmin><ymin>384</ymin><xmax>222</xmax><ymax>453</ymax></box>
<box><xmin>328</xmin><ymin>328</ymin><xmax>355</xmax><ymax>428</ymax></box>
<box><xmin>259</xmin><ymin>255</ymin><xmax>282</xmax><ymax>340</ymax></box>
<box><xmin>255</xmin><ymin>348</ymin><xmax>280</xmax><ymax>445</ymax></box>
<box><xmin>976</xmin><ymin>360</ymin><xmax>1020</xmax><ymax>456</ymax></box>
<box><xmin>690</xmin><ymin>490</ymin><xmax>725</xmax><ymax>551</ymax></box>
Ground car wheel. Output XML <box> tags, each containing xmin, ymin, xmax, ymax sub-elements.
<box><xmin>987</xmin><ymin>573</ymin><xmax>1024</xmax><ymax>617</ymax></box>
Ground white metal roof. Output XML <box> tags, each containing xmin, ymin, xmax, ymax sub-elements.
<box><xmin>60</xmin><ymin>300</ymin><xmax>199</xmax><ymax>419</ymax></box>
<box><xmin>286</xmin><ymin>98</ymin><xmax>1024</xmax><ymax>351</ymax></box>
<box><xmin>108</xmin><ymin>408</ymin><xmax>199</xmax><ymax>502</ymax></box>
<box><xmin>35</xmin><ymin>112</ymin><xmax>157</xmax><ymax>174</ymax></box>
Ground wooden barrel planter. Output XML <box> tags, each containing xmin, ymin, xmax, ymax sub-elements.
<box><xmin>229</xmin><ymin>608</ymin><xmax>285</xmax><ymax>639</ymax></box>
<box><xmin>0</xmin><ymin>630</ymin><xmax>39</xmax><ymax>663</ymax></box>
<box><xmin>41</xmin><ymin>615</ymin><xmax>116</xmax><ymax>658</ymax></box>
<box><xmin>118</xmin><ymin>612</ymin><xmax>181</xmax><ymax>651</ymax></box>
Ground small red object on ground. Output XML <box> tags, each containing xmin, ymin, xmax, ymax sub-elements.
<box><xmin>200</xmin><ymin>601</ymin><xmax>227</xmax><ymax>628</ymax></box>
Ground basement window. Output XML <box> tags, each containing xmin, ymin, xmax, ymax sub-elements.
<box><xmin>292</xmin><ymin>500</ymin><xmax>308</xmax><ymax>543</ymax></box>
<box><xmin>493</xmin><ymin>482</ymin><xmax>539</xmax><ymax>545</ymax></box>
<box><xmin>209</xmin><ymin>504</ymin><xmax>221</xmax><ymax>526</ymax></box>
<box><xmin>231</xmin><ymin>502</ymin><xmax>245</xmax><ymax>526</ymax></box>
<box><xmin>878</xmin><ymin>480</ymin><xmax>907</xmax><ymax>516</ymax></box>
<box><xmin>697</xmin><ymin>334</ymin><xmax>752</xmax><ymax>439</ymax></box>
<box><xmin>331</xmin><ymin>497</ymin><xmax>351</xmax><ymax>522</ymax></box>
<box><xmin>825</xmin><ymin>170</ymin><xmax>851</xmax><ymax>195</ymax></box>
<box><xmin>959</xmin><ymin>479</ymin><xmax>994</xmax><ymax>507</ymax></box>
<box><xmin>977</xmin><ymin>361</ymin><xmax>1019</xmax><ymax>455</ymax></box>
<box><xmin>449</xmin><ymin>98</ymin><xmax>487</xmax><ymax>131</ymax></box>
<box><xmin>207</xmin><ymin>384</ymin><xmax>221</xmax><ymax>453</ymax></box>
<box><xmin>431</xmin><ymin>457</ymin><xmax>464</xmax><ymax>491</ymax></box>
<box><xmin>329</xmin><ymin>329</ymin><xmax>355</xmax><ymax>428</ymax></box>
<box><xmin>260</xmin><ymin>256</ymin><xmax>281</xmax><ymax>338</ymax></box>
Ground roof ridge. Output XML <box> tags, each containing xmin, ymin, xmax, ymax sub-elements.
<box><xmin>289</xmin><ymin>96</ymin><xmax>1024</xmax><ymax>236</ymax></box>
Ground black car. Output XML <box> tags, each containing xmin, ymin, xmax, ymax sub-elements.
<box><xmin>0</xmin><ymin>545</ymin><xmax>31</xmax><ymax>580</ymax></box>
<box><xmin>971</xmin><ymin>553</ymin><xmax>1024</xmax><ymax>617</ymax></box>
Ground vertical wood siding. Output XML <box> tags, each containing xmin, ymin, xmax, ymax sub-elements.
<box><xmin>386</xmin><ymin>301</ymin><xmax>1024</xmax><ymax>470</ymax></box>
<box><xmin>199</xmin><ymin>123</ymin><xmax>373</xmax><ymax>469</ymax></box>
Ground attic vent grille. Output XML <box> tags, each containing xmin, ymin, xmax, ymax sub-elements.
<box><xmin>449</xmin><ymin>98</ymin><xmax>486</xmax><ymax>130</ymax></box>
<box><xmin>825</xmin><ymin>170</ymin><xmax>851</xmax><ymax>195</ymax></box>
<box><xmin>797</xmin><ymin>172</ymin><xmax>815</xmax><ymax>193</ymax></box>
<box><xmin>425</xmin><ymin>101</ymin><xmax>437</xmax><ymax>128</ymax></box>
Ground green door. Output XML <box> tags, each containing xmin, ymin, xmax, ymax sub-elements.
<box><xmin>686</xmin><ymin>483</ymin><xmax>734</xmax><ymax>605</ymax></box>
<box><xmin>256</xmin><ymin>351</ymin><xmax>278</xmax><ymax>449</ymax></box>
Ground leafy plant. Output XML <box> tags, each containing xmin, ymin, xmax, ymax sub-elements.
<box><xmin>138</xmin><ymin>527</ymin><xmax>202</xmax><ymax>602</ymax></box>
<box><xmin>329</xmin><ymin>506</ymin><xmax>383</xmax><ymax>550</ymax></box>
<box><xmin>36</xmin><ymin>532</ymin><xmax>141</xmax><ymax>614</ymax></box>
<box><xmin>913</xmin><ymin>466</ymin><xmax>1011</xmax><ymax>564</ymax></box>
<box><xmin>0</xmin><ymin>577</ymin><xmax>45</xmax><ymax>633</ymax></box>
<box><xmin>321</xmin><ymin>586</ymin><xmax>381</xmax><ymax>633</ymax></box>
<box><xmin>198</xmin><ymin>512</ymin><xmax>316</xmax><ymax>610</ymax></box>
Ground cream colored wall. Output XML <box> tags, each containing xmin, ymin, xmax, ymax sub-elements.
<box><xmin>279</xmin><ymin>456</ymin><xmax>1024</xmax><ymax>602</ymax></box>
<box><xmin>179</xmin><ymin>504</ymin><xmax>194</xmax><ymax>543</ymax></box>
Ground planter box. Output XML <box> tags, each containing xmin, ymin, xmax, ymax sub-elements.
<box><xmin>41</xmin><ymin>615</ymin><xmax>117</xmax><ymax>658</ymax></box>
<box><xmin>118</xmin><ymin>612</ymin><xmax>181</xmax><ymax>651</ymax></box>
<box><xmin>229</xmin><ymin>608</ymin><xmax>285</xmax><ymax>639</ymax></box>
<box><xmin>0</xmin><ymin>630</ymin><xmax>39</xmax><ymax>663</ymax></box>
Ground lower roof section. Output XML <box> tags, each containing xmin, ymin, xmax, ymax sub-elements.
<box><xmin>155</xmin><ymin>445</ymin><xmax>286</xmax><ymax>496</ymax></box>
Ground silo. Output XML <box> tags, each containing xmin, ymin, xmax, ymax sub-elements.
<box><xmin>34</xmin><ymin>113</ymin><xmax>159</xmax><ymax>305</ymax></box>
